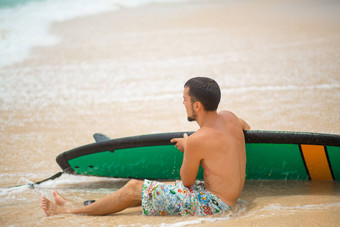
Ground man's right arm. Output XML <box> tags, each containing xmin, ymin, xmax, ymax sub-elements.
<box><xmin>239</xmin><ymin>118</ymin><xmax>250</xmax><ymax>130</ymax></box>
<box><xmin>220</xmin><ymin>110</ymin><xmax>250</xmax><ymax>130</ymax></box>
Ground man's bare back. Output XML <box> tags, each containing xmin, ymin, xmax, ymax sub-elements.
<box><xmin>196</xmin><ymin>111</ymin><xmax>247</xmax><ymax>206</ymax></box>
<box><xmin>172</xmin><ymin>110</ymin><xmax>248</xmax><ymax>207</ymax></box>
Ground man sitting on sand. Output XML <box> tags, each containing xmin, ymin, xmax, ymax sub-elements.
<box><xmin>41</xmin><ymin>77</ymin><xmax>250</xmax><ymax>216</ymax></box>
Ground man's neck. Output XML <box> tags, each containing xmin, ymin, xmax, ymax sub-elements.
<box><xmin>196</xmin><ymin>110</ymin><xmax>218</xmax><ymax>128</ymax></box>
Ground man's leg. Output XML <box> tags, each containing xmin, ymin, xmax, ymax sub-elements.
<box><xmin>41</xmin><ymin>179</ymin><xmax>143</xmax><ymax>216</ymax></box>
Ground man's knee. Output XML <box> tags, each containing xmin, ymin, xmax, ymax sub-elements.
<box><xmin>125</xmin><ymin>180</ymin><xmax>143</xmax><ymax>202</ymax></box>
<box><xmin>126</xmin><ymin>179</ymin><xmax>143</xmax><ymax>191</ymax></box>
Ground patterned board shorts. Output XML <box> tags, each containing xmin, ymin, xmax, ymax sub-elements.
<box><xmin>141</xmin><ymin>179</ymin><xmax>231</xmax><ymax>216</ymax></box>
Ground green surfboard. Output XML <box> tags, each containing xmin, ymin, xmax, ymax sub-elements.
<box><xmin>56</xmin><ymin>131</ymin><xmax>340</xmax><ymax>180</ymax></box>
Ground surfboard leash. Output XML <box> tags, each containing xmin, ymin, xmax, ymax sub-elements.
<box><xmin>28</xmin><ymin>171</ymin><xmax>64</xmax><ymax>189</ymax></box>
<box><xmin>0</xmin><ymin>172</ymin><xmax>64</xmax><ymax>189</ymax></box>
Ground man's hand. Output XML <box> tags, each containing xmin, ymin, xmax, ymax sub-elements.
<box><xmin>170</xmin><ymin>133</ymin><xmax>188</xmax><ymax>152</ymax></box>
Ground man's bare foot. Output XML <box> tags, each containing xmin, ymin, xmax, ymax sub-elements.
<box><xmin>41</xmin><ymin>196</ymin><xmax>69</xmax><ymax>216</ymax></box>
<box><xmin>53</xmin><ymin>190</ymin><xmax>68</xmax><ymax>206</ymax></box>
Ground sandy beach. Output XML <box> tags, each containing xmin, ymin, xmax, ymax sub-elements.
<box><xmin>1</xmin><ymin>0</ymin><xmax>340</xmax><ymax>226</ymax></box>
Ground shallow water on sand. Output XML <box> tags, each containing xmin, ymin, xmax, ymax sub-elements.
<box><xmin>1</xmin><ymin>176</ymin><xmax>339</xmax><ymax>226</ymax></box>
<box><xmin>1</xmin><ymin>0</ymin><xmax>340</xmax><ymax>226</ymax></box>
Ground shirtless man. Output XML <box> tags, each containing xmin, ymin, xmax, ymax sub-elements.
<box><xmin>41</xmin><ymin>77</ymin><xmax>250</xmax><ymax>216</ymax></box>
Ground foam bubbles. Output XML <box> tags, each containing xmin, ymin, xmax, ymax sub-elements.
<box><xmin>159</xmin><ymin>199</ymin><xmax>248</xmax><ymax>227</ymax></box>
<box><xmin>0</xmin><ymin>0</ymin><xmax>183</xmax><ymax>68</ymax></box>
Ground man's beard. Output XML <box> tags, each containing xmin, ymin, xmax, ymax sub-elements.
<box><xmin>187</xmin><ymin>104</ymin><xmax>197</xmax><ymax>122</ymax></box>
<box><xmin>187</xmin><ymin>116</ymin><xmax>195</xmax><ymax>122</ymax></box>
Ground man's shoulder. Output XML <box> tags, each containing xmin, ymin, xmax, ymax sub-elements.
<box><xmin>188</xmin><ymin>130</ymin><xmax>205</xmax><ymax>141</ymax></box>
<box><xmin>188</xmin><ymin>129</ymin><xmax>209</xmax><ymax>144</ymax></box>
<box><xmin>219</xmin><ymin>110</ymin><xmax>237</xmax><ymax>119</ymax></box>
<box><xmin>186</xmin><ymin>130</ymin><xmax>212</xmax><ymax>155</ymax></box>
<box><xmin>190</xmin><ymin>128</ymin><xmax>219</xmax><ymax>144</ymax></box>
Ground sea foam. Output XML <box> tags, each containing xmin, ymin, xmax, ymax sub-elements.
<box><xmin>0</xmin><ymin>0</ymin><xmax>183</xmax><ymax>68</ymax></box>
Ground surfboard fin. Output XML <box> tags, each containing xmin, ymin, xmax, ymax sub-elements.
<box><xmin>93</xmin><ymin>133</ymin><xmax>111</xmax><ymax>142</ymax></box>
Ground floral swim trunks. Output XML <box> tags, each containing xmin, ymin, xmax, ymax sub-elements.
<box><xmin>141</xmin><ymin>179</ymin><xmax>230</xmax><ymax>216</ymax></box>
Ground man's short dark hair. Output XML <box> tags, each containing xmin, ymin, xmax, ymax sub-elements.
<box><xmin>184</xmin><ymin>77</ymin><xmax>221</xmax><ymax>111</ymax></box>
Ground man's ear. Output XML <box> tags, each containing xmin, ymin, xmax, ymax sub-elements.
<box><xmin>194</xmin><ymin>101</ymin><xmax>203</xmax><ymax>112</ymax></box>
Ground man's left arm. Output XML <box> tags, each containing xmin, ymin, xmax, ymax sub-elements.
<box><xmin>180</xmin><ymin>137</ymin><xmax>201</xmax><ymax>188</ymax></box>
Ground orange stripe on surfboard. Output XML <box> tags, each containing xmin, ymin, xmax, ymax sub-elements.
<box><xmin>300</xmin><ymin>145</ymin><xmax>333</xmax><ymax>180</ymax></box>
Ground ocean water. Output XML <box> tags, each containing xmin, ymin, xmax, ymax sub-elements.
<box><xmin>0</xmin><ymin>0</ymin><xmax>183</xmax><ymax>68</ymax></box>
<box><xmin>1</xmin><ymin>0</ymin><xmax>340</xmax><ymax>226</ymax></box>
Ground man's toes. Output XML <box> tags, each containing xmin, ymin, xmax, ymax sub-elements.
<box><xmin>41</xmin><ymin>196</ymin><xmax>50</xmax><ymax>216</ymax></box>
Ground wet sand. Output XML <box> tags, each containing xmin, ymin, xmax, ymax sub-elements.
<box><xmin>1</xmin><ymin>0</ymin><xmax>340</xmax><ymax>226</ymax></box>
